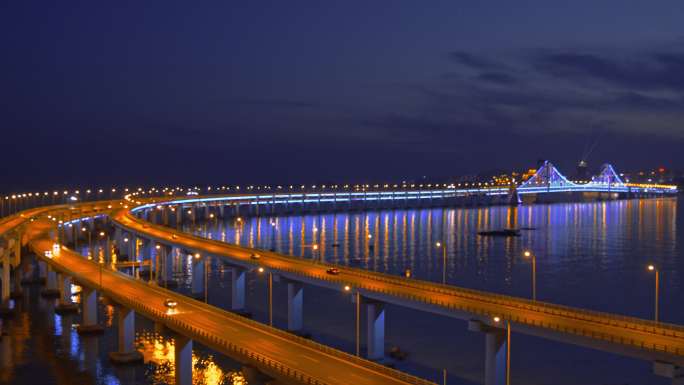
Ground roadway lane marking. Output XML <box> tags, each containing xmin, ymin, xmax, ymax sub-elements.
<box><xmin>301</xmin><ymin>355</ymin><xmax>320</xmax><ymax>363</ymax></box>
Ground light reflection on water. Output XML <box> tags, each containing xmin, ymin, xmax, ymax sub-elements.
<box><xmin>0</xmin><ymin>284</ymin><xmax>249</xmax><ymax>385</ymax></box>
<box><xmin>136</xmin><ymin>331</ymin><xmax>246</xmax><ymax>385</ymax></box>
<box><xmin>163</xmin><ymin>198</ymin><xmax>682</xmax><ymax>384</ymax></box>
<box><xmin>183</xmin><ymin>198</ymin><xmax>680</xmax><ymax>320</ymax></box>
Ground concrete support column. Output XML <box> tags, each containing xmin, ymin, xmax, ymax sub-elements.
<box><xmin>160</xmin><ymin>245</ymin><xmax>176</xmax><ymax>287</ymax></box>
<box><xmin>82</xmin><ymin>337</ymin><xmax>100</xmax><ymax>376</ymax></box>
<box><xmin>1</xmin><ymin>249</ymin><xmax>9</xmax><ymax>305</ymax></box>
<box><xmin>55</xmin><ymin>274</ymin><xmax>78</xmax><ymax>312</ymax></box>
<box><xmin>231</xmin><ymin>267</ymin><xmax>245</xmax><ymax>311</ymax></box>
<box><xmin>41</xmin><ymin>265</ymin><xmax>60</xmax><ymax>297</ymax></box>
<box><xmin>128</xmin><ymin>236</ymin><xmax>137</xmax><ymax>260</ymax></box>
<box><xmin>287</xmin><ymin>281</ymin><xmax>303</xmax><ymax>332</ymax></box>
<box><xmin>175</xmin><ymin>336</ymin><xmax>193</xmax><ymax>385</ymax></box>
<box><xmin>191</xmin><ymin>257</ymin><xmax>204</xmax><ymax>297</ymax></box>
<box><xmin>38</xmin><ymin>260</ymin><xmax>47</xmax><ymax>281</ymax></box>
<box><xmin>77</xmin><ymin>286</ymin><xmax>104</xmax><ymax>334</ymax></box>
<box><xmin>109</xmin><ymin>306</ymin><xmax>143</xmax><ymax>363</ymax></box>
<box><xmin>484</xmin><ymin>330</ymin><xmax>507</xmax><ymax>385</ymax></box>
<box><xmin>12</xmin><ymin>237</ymin><xmax>21</xmax><ymax>268</ymax></box>
<box><xmin>104</xmin><ymin>237</ymin><xmax>112</xmax><ymax>264</ymax></box>
<box><xmin>366</xmin><ymin>301</ymin><xmax>385</xmax><ymax>360</ymax></box>
<box><xmin>114</xmin><ymin>227</ymin><xmax>123</xmax><ymax>249</ymax></box>
<box><xmin>11</xmin><ymin>264</ymin><xmax>23</xmax><ymax>298</ymax></box>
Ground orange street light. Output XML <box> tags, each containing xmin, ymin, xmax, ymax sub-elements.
<box><xmin>523</xmin><ymin>250</ymin><xmax>537</xmax><ymax>301</ymax></box>
<box><xmin>435</xmin><ymin>241</ymin><xmax>447</xmax><ymax>284</ymax></box>
<box><xmin>493</xmin><ymin>316</ymin><xmax>511</xmax><ymax>385</ymax></box>
<box><xmin>648</xmin><ymin>264</ymin><xmax>660</xmax><ymax>322</ymax></box>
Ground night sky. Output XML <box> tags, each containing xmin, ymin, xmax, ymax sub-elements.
<box><xmin>2</xmin><ymin>1</ymin><xmax>684</xmax><ymax>192</ymax></box>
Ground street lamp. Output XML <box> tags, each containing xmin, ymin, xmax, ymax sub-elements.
<box><xmin>493</xmin><ymin>316</ymin><xmax>511</xmax><ymax>385</ymax></box>
<box><xmin>257</xmin><ymin>266</ymin><xmax>272</xmax><ymax>326</ymax></box>
<box><xmin>353</xmin><ymin>288</ymin><xmax>360</xmax><ymax>356</ymax></box>
<box><xmin>648</xmin><ymin>264</ymin><xmax>659</xmax><ymax>322</ymax></box>
<box><xmin>81</xmin><ymin>226</ymin><xmax>92</xmax><ymax>260</ymax></box>
<box><xmin>523</xmin><ymin>250</ymin><xmax>536</xmax><ymax>301</ymax></box>
<box><xmin>312</xmin><ymin>243</ymin><xmax>320</xmax><ymax>262</ymax></box>
<box><xmin>435</xmin><ymin>242</ymin><xmax>446</xmax><ymax>284</ymax></box>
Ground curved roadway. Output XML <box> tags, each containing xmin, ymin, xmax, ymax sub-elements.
<box><xmin>111</xmin><ymin>198</ymin><xmax>684</xmax><ymax>366</ymax></box>
<box><xmin>5</xmin><ymin>204</ymin><xmax>435</xmax><ymax>385</ymax></box>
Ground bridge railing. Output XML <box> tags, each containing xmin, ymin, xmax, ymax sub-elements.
<box><xmin>32</xmin><ymin>238</ymin><xmax>436</xmax><ymax>385</ymax></box>
<box><xmin>325</xmin><ymin>263</ymin><xmax>684</xmax><ymax>341</ymax></box>
<box><xmin>116</xmin><ymin>206</ymin><xmax>684</xmax><ymax>348</ymax></box>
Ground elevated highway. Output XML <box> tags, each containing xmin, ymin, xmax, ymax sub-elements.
<box><xmin>2</xmin><ymin>203</ymin><xmax>435</xmax><ymax>385</ymax></box>
<box><xmin>3</xmin><ymin>190</ymin><xmax>684</xmax><ymax>384</ymax></box>
<box><xmin>111</xmin><ymin>203</ymin><xmax>684</xmax><ymax>367</ymax></box>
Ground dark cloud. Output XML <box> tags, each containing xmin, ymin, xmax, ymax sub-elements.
<box><xmin>447</xmin><ymin>51</ymin><xmax>503</xmax><ymax>70</ymax></box>
<box><xmin>476</xmin><ymin>72</ymin><xmax>519</xmax><ymax>85</ymax></box>
<box><xmin>533</xmin><ymin>50</ymin><xmax>684</xmax><ymax>91</ymax></box>
<box><xmin>230</xmin><ymin>99</ymin><xmax>320</xmax><ymax>108</ymax></box>
<box><xmin>609</xmin><ymin>91</ymin><xmax>683</xmax><ymax>110</ymax></box>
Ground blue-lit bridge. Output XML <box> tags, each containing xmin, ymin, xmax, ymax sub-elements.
<box><xmin>0</xmin><ymin>161</ymin><xmax>680</xmax><ymax>385</ymax></box>
<box><xmin>124</xmin><ymin>162</ymin><xmax>676</xmax><ymax>216</ymax></box>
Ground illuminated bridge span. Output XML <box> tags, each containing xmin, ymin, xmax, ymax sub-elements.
<box><xmin>104</xmin><ymin>195</ymin><xmax>684</xmax><ymax>385</ymax></box>
<box><xmin>122</xmin><ymin>161</ymin><xmax>676</xmax><ymax>214</ymax></box>
<box><xmin>1</xmin><ymin>203</ymin><xmax>435</xmax><ymax>385</ymax></box>
<box><xmin>0</xmin><ymin>167</ymin><xmax>679</xmax><ymax>385</ymax></box>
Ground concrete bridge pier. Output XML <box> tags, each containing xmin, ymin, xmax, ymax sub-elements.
<box><xmin>653</xmin><ymin>361</ymin><xmax>684</xmax><ymax>385</ymax></box>
<box><xmin>159</xmin><ymin>245</ymin><xmax>176</xmax><ymax>287</ymax></box>
<box><xmin>230</xmin><ymin>267</ymin><xmax>246</xmax><ymax>311</ymax></box>
<box><xmin>104</xmin><ymin>237</ymin><xmax>112</xmax><ymax>264</ymax></box>
<box><xmin>77</xmin><ymin>286</ymin><xmax>104</xmax><ymax>334</ymax></box>
<box><xmin>484</xmin><ymin>329</ymin><xmax>507</xmax><ymax>385</ymax></box>
<box><xmin>469</xmin><ymin>320</ymin><xmax>508</xmax><ymax>385</ymax></box>
<box><xmin>287</xmin><ymin>280</ymin><xmax>303</xmax><ymax>332</ymax></box>
<box><xmin>366</xmin><ymin>301</ymin><xmax>386</xmax><ymax>360</ymax></box>
<box><xmin>114</xmin><ymin>227</ymin><xmax>123</xmax><ymax>251</ymax></box>
<box><xmin>41</xmin><ymin>264</ymin><xmax>60</xmax><ymax>297</ymax></box>
<box><xmin>1</xmin><ymin>248</ymin><xmax>12</xmax><ymax>314</ymax></box>
<box><xmin>55</xmin><ymin>274</ymin><xmax>78</xmax><ymax>313</ymax></box>
<box><xmin>38</xmin><ymin>260</ymin><xmax>47</xmax><ymax>282</ymax></box>
<box><xmin>128</xmin><ymin>236</ymin><xmax>137</xmax><ymax>261</ymax></box>
<box><xmin>82</xmin><ymin>334</ymin><xmax>100</xmax><ymax>376</ymax></box>
<box><xmin>175</xmin><ymin>335</ymin><xmax>193</xmax><ymax>385</ymax></box>
<box><xmin>109</xmin><ymin>305</ymin><xmax>143</xmax><ymax>363</ymax></box>
<box><xmin>11</xmin><ymin>262</ymin><xmax>23</xmax><ymax>299</ymax></box>
<box><xmin>191</xmin><ymin>256</ymin><xmax>204</xmax><ymax>298</ymax></box>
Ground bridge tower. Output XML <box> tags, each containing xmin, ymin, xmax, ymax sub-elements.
<box><xmin>519</xmin><ymin>160</ymin><xmax>577</xmax><ymax>191</ymax></box>
<box><xmin>587</xmin><ymin>163</ymin><xmax>626</xmax><ymax>191</ymax></box>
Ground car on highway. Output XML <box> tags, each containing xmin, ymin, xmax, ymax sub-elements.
<box><xmin>326</xmin><ymin>267</ymin><xmax>340</xmax><ymax>275</ymax></box>
<box><xmin>164</xmin><ymin>299</ymin><xmax>178</xmax><ymax>309</ymax></box>
<box><xmin>250</xmin><ymin>253</ymin><xmax>261</xmax><ymax>260</ymax></box>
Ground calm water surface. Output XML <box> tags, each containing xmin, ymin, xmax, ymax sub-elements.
<box><xmin>2</xmin><ymin>197</ymin><xmax>681</xmax><ymax>385</ymax></box>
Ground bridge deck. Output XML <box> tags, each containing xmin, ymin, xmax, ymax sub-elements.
<box><xmin>112</xmin><ymin>205</ymin><xmax>684</xmax><ymax>365</ymax></box>
<box><xmin>23</xmin><ymin>219</ymin><xmax>434</xmax><ymax>385</ymax></box>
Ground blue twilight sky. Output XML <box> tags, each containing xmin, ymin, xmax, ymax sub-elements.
<box><xmin>1</xmin><ymin>1</ymin><xmax>683</xmax><ymax>190</ymax></box>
